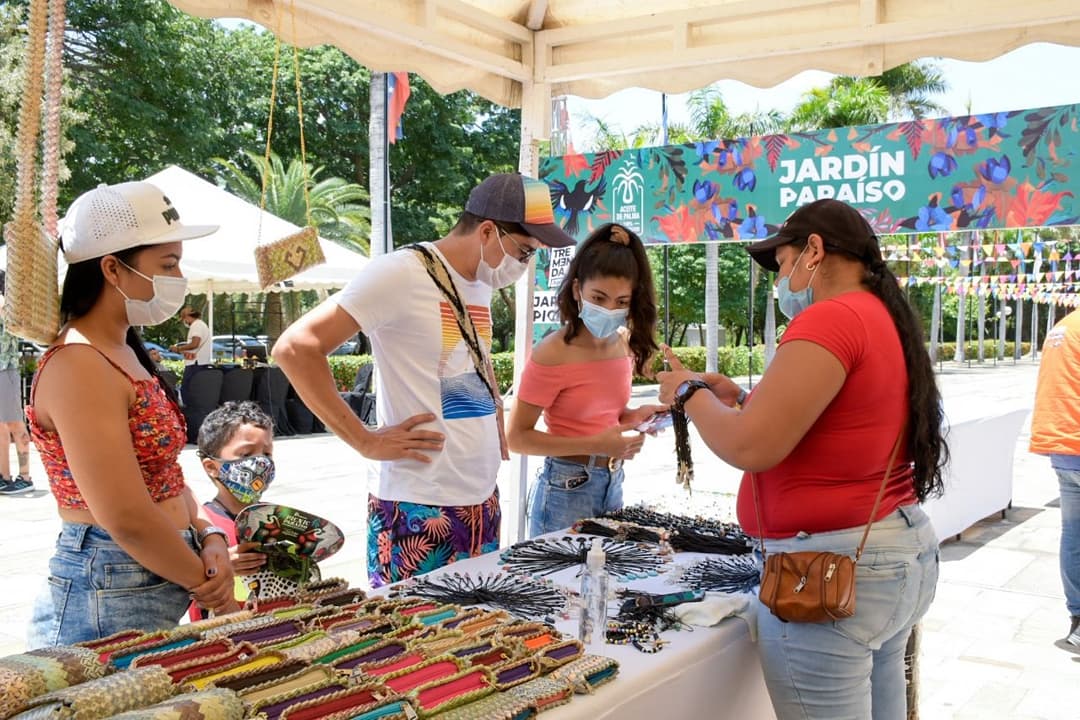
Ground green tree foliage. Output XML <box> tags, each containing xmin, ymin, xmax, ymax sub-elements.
<box><xmin>875</xmin><ymin>60</ymin><xmax>948</xmax><ymax>120</ymax></box>
<box><xmin>59</xmin><ymin>0</ymin><xmax>263</xmax><ymax>202</ymax></box>
<box><xmin>687</xmin><ymin>87</ymin><xmax>786</xmax><ymax>138</ymax></box>
<box><xmin>787</xmin><ymin>78</ymin><xmax>892</xmax><ymax>131</ymax></box>
<box><xmin>386</xmin><ymin>81</ymin><xmax>521</xmax><ymax>244</ymax></box>
<box><xmin>788</xmin><ymin>61</ymin><xmax>948</xmax><ymax>131</ymax></box>
<box><xmin>646</xmin><ymin>244</ymin><xmax>704</xmax><ymax>345</ymax></box>
<box><xmin>214</xmin><ymin>150</ymin><xmax>370</xmax><ymax>253</ymax></box>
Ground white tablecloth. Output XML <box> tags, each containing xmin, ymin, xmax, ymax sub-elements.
<box><xmin>386</xmin><ymin>537</ymin><xmax>777</xmax><ymax>720</ymax></box>
<box><xmin>922</xmin><ymin>406</ymin><xmax>1030</xmax><ymax>541</ymax></box>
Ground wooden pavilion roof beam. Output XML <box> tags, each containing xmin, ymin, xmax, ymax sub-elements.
<box><xmin>538</xmin><ymin>0</ymin><xmax>1080</xmax><ymax>92</ymax></box>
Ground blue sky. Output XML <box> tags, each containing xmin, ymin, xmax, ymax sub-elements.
<box><xmin>566</xmin><ymin>43</ymin><xmax>1080</xmax><ymax>149</ymax></box>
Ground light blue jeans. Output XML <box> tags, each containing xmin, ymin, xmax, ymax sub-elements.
<box><xmin>27</xmin><ymin>523</ymin><xmax>195</xmax><ymax>649</ymax></box>
<box><xmin>527</xmin><ymin>457</ymin><xmax>624</xmax><ymax>537</ymax></box>
<box><xmin>755</xmin><ymin>505</ymin><xmax>939</xmax><ymax>720</ymax></box>
<box><xmin>1056</xmin><ymin>468</ymin><xmax>1080</xmax><ymax>617</ymax></box>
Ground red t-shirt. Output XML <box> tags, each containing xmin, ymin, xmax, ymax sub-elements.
<box><xmin>736</xmin><ymin>291</ymin><xmax>916</xmax><ymax>539</ymax></box>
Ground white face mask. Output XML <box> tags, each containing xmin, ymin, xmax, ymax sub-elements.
<box><xmin>475</xmin><ymin>229</ymin><xmax>529</xmax><ymax>288</ymax></box>
<box><xmin>115</xmin><ymin>261</ymin><xmax>188</xmax><ymax>326</ymax></box>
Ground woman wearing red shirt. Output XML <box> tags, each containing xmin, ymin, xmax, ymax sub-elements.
<box><xmin>659</xmin><ymin>199</ymin><xmax>947</xmax><ymax>720</ymax></box>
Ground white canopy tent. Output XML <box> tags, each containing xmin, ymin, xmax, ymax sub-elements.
<box><xmin>166</xmin><ymin>0</ymin><xmax>1080</xmax><ymax>540</ymax></box>
<box><xmin>143</xmin><ymin>165</ymin><xmax>368</xmax><ymax>335</ymax></box>
<box><xmin>2</xmin><ymin>165</ymin><xmax>368</xmax><ymax>337</ymax></box>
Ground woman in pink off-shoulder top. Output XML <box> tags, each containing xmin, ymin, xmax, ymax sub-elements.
<box><xmin>507</xmin><ymin>224</ymin><xmax>663</xmax><ymax>536</ymax></box>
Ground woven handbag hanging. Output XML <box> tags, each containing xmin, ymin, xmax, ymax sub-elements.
<box><xmin>2</xmin><ymin>0</ymin><xmax>64</xmax><ymax>344</ymax></box>
<box><xmin>252</xmin><ymin>0</ymin><xmax>325</xmax><ymax>289</ymax></box>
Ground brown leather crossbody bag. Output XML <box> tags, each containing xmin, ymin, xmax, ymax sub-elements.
<box><xmin>753</xmin><ymin>431</ymin><xmax>903</xmax><ymax>623</ymax></box>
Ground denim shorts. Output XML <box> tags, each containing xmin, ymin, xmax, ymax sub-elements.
<box><xmin>526</xmin><ymin>456</ymin><xmax>624</xmax><ymax>537</ymax></box>
<box><xmin>27</xmin><ymin>523</ymin><xmax>196</xmax><ymax>649</ymax></box>
<box><xmin>754</xmin><ymin>504</ymin><xmax>940</xmax><ymax>720</ymax></box>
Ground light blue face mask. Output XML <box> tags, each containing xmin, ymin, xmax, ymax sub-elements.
<box><xmin>776</xmin><ymin>246</ymin><xmax>819</xmax><ymax>320</ymax></box>
<box><xmin>579</xmin><ymin>298</ymin><xmax>628</xmax><ymax>338</ymax></box>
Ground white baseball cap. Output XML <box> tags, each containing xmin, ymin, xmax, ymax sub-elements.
<box><xmin>60</xmin><ymin>181</ymin><xmax>218</xmax><ymax>263</ymax></box>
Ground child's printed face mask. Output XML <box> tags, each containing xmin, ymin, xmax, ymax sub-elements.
<box><xmin>214</xmin><ymin>455</ymin><xmax>276</xmax><ymax>505</ymax></box>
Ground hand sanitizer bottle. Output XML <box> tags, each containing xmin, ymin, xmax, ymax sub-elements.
<box><xmin>578</xmin><ymin>539</ymin><xmax>609</xmax><ymax>646</ymax></box>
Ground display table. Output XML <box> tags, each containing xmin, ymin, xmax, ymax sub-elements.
<box><xmin>922</xmin><ymin>406</ymin><xmax>1030</xmax><ymax>542</ymax></box>
<box><xmin>389</xmin><ymin>537</ymin><xmax>777</xmax><ymax>720</ymax></box>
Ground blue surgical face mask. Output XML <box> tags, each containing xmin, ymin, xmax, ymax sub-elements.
<box><xmin>776</xmin><ymin>246</ymin><xmax>819</xmax><ymax>320</ymax></box>
<box><xmin>579</xmin><ymin>298</ymin><xmax>628</xmax><ymax>338</ymax></box>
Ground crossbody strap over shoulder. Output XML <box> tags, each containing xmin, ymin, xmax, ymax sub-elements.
<box><xmin>405</xmin><ymin>244</ymin><xmax>510</xmax><ymax>461</ymax></box>
<box><xmin>752</xmin><ymin>428</ymin><xmax>905</xmax><ymax>563</ymax></box>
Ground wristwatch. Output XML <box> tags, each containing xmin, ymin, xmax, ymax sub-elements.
<box><xmin>193</xmin><ymin>525</ymin><xmax>229</xmax><ymax>551</ymax></box>
<box><xmin>672</xmin><ymin>379</ymin><xmax>710</xmax><ymax>412</ymax></box>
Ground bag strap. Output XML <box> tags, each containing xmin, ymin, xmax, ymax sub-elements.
<box><xmin>751</xmin><ymin>428</ymin><xmax>905</xmax><ymax>562</ymax></box>
<box><xmin>404</xmin><ymin>244</ymin><xmax>509</xmax><ymax>461</ymax></box>
<box><xmin>854</xmin><ymin>430</ymin><xmax>904</xmax><ymax>562</ymax></box>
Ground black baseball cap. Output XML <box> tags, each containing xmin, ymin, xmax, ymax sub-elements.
<box><xmin>465</xmin><ymin>173</ymin><xmax>576</xmax><ymax>248</ymax></box>
<box><xmin>746</xmin><ymin>198</ymin><xmax>880</xmax><ymax>272</ymax></box>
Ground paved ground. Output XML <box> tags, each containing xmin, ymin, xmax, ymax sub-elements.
<box><xmin>1</xmin><ymin>357</ymin><xmax>1077</xmax><ymax>717</ymax></box>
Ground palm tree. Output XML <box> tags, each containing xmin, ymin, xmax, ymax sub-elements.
<box><xmin>583</xmin><ymin>112</ymin><xmax>692</xmax><ymax>150</ymax></box>
<box><xmin>788</xmin><ymin>60</ymin><xmax>948</xmax><ymax>131</ymax></box>
<box><xmin>787</xmin><ymin>78</ymin><xmax>892</xmax><ymax>131</ymax></box>
<box><xmin>215</xmin><ymin>150</ymin><xmax>371</xmax><ymax>340</ymax></box>
<box><xmin>874</xmin><ymin>60</ymin><xmax>947</xmax><ymax>119</ymax></box>
<box><xmin>214</xmin><ymin>150</ymin><xmax>370</xmax><ymax>252</ymax></box>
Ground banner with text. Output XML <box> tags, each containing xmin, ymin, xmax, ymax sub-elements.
<box><xmin>538</xmin><ymin>104</ymin><xmax>1080</xmax><ymax>246</ymax></box>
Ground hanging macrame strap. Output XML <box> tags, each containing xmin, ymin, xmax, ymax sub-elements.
<box><xmin>287</xmin><ymin>0</ymin><xmax>312</xmax><ymax>227</ymax></box>
<box><xmin>405</xmin><ymin>243</ymin><xmax>510</xmax><ymax>461</ymax></box>
<box><xmin>40</xmin><ymin>0</ymin><xmax>65</xmax><ymax>238</ymax></box>
<box><xmin>258</xmin><ymin>0</ymin><xmax>313</xmax><ymax>231</ymax></box>
<box><xmin>752</xmin><ymin>427</ymin><xmax>905</xmax><ymax>561</ymax></box>
<box><xmin>3</xmin><ymin>0</ymin><xmax>61</xmax><ymax>344</ymax></box>
<box><xmin>10</xmin><ymin>0</ymin><xmax>48</xmax><ymax>226</ymax></box>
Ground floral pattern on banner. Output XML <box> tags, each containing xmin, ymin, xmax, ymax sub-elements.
<box><xmin>538</xmin><ymin>104</ymin><xmax>1080</xmax><ymax>246</ymax></box>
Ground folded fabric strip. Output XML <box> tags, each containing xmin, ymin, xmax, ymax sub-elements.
<box><xmin>9</xmin><ymin>665</ymin><xmax>174</xmax><ymax>720</ymax></box>
<box><xmin>548</xmin><ymin>655</ymin><xmax>620</xmax><ymax>694</ymax></box>
<box><xmin>106</xmin><ymin>689</ymin><xmax>244</xmax><ymax>720</ymax></box>
<box><xmin>504</xmin><ymin>677</ymin><xmax>574</xmax><ymax>715</ymax></box>
<box><xmin>424</xmin><ymin>690</ymin><xmax>533</xmax><ymax>720</ymax></box>
<box><xmin>234</xmin><ymin>664</ymin><xmax>337</xmax><ymax>704</ymax></box>
<box><xmin>0</xmin><ymin>646</ymin><xmax>109</xmax><ymax>720</ymax></box>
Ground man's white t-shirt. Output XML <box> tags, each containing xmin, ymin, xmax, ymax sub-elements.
<box><xmin>185</xmin><ymin>318</ymin><xmax>212</xmax><ymax>366</ymax></box>
<box><xmin>332</xmin><ymin>243</ymin><xmax>500</xmax><ymax>507</ymax></box>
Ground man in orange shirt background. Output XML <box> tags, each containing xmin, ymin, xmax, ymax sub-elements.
<box><xmin>1030</xmin><ymin>306</ymin><xmax>1080</xmax><ymax>654</ymax></box>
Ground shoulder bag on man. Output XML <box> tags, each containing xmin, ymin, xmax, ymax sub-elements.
<box><xmin>405</xmin><ymin>244</ymin><xmax>510</xmax><ymax>461</ymax></box>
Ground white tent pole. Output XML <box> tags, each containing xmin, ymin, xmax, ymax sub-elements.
<box><xmin>508</xmin><ymin>78</ymin><xmax>551</xmax><ymax>543</ymax></box>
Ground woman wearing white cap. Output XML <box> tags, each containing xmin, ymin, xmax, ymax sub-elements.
<box><xmin>26</xmin><ymin>182</ymin><xmax>236</xmax><ymax>647</ymax></box>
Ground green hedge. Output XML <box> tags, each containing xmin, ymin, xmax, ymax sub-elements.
<box><xmin>164</xmin><ymin>341</ymin><xmax>1038</xmax><ymax>396</ymax></box>
<box><xmin>162</xmin><ymin>358</ymin><xmax>184</xmax><ymax>377</ymax></box>
<box><xmin>329</xmin><ymin>354</ymin><xmax>374</xmax><ymax>391</ymax></box>
<box><xmin>326</xmin><ymin>347</ymin><xmax>765</xmax><ymax>395</ymax></box>
<box><xmin>930</xmin><ymin>341</ymin><xmax>1032</xmax><ymax>361</ymax></box>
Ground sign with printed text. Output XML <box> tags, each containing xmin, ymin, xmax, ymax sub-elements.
<box><xmin>532</xmin><ymin>245</ymin><xmax>576</xmax><ymax>341</ymax></box>
<box><xmin>538</xmin><ymin>104</ymin><xmax>1080</xmax><ymax>246</ymax></box>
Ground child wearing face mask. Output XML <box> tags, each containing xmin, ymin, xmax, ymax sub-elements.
<box><xmin>507</xmin><ymin>224</ymin><xmax>665</xmax><ymax>537</ymax></box>
<box><xmin>188</xmin><ymin>401</ymin><xmax>276</xmax><ymax>618</ymax></box>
